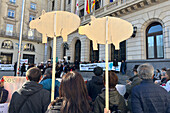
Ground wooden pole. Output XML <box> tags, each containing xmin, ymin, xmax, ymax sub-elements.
<box><xmin>51</xmin><ymin>13</ymin><xmax>57</xmax><ymax>102</ymax></box>
<box><xmin>105</xmin><ymin>16</ymin><xmax>109</xmax><ymax>111</ymax></box>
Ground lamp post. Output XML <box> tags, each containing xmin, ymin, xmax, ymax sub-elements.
<box><xmin>16</xmin><ymin>0</ymin><xmax>25</xmax><ymax>76</ymax></box>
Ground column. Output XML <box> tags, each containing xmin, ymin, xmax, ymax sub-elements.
<box><xmin>61</xmin><ymin>0</ymin><xmax>65</xmax><ymax>11</ymax></box>
<box><xmin>80</xmin><ymin>37</ymin><xmax>90</xmax><ymax>62</ymax></box>
<box><xmin>84</xmin><ymin>0</ymin><xmax>87</xmax><ymax>15</ymax></box>
<box><xmin>48</xmin><ymin>0</ymin><xmax>52</xmax><ymax>11</ymax></box>
<box><xmin>44</xmin><ymin>41</ymin><xmax>48</xmax><ymax>62</ymax></box>
<box><xmin>71</xmin><ymin>0</ymin><xmax>76</xmax><ymax>13</ymax></box>
<box><xmin>99</xmin><ymin>44</ymin><xmax>111</xmax><ymax>61</ymax></box>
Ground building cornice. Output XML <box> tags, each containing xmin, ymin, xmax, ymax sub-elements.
<box><xmin>81</xmin><ymin>0</ymin><xmax>168</xmax><ymax>25</ymax></box>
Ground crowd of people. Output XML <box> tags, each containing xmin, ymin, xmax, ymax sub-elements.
<box><xmin>0</xmin><ymin>62</ymin><xmax>170</xmax><ymax>113</ymax></box>
<box><xmin>14</xmin><ymin>61</ymin><xmax>77</xmax><ymax>77</ymax></box>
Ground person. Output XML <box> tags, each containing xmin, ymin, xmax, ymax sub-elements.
<box><xmin>21</xmin><ymin>63</ymin><xmax>26</xmax><ymax>76</ymax></box>
<box><xmin>86</xmin><ymin>66</ymin><xmax>104</xmax><ymax>102</ymax></box>
<box><xmin>93</xmin><ymin>71</ymin><xmax>127</xmax><ymax>113</ymax></box>
<box><xmin>0</xmin><ymin>78</ymin><xmax>9</xmax><ymax>103</ymax></box>
<box><xmin>38</xmin><ymin>63</ymin><xmax>45</xmax><ymax>75</ymax></box>
<box><xmin>70</xmin><ymin>64</ymin><xmax>76</xmax><ymax>71</ymax></box>
<box><xmin>14</xmin><ymin>62</ymin><xmax>17</xmax><ymax>76</ymax></box>
<box><xmin>120</xmin><ymin>60</ymin><xmax>126</xmax><ymax>75</ymax></box>
<box><xmin>131</xmin><ymin>63</ymin><xmax>170</xmax><ymax>113</ymax></box>
<box><xmin>40</xmin><ymin>68</ymin><xmax>60</xmax><ymax>98</ymax></box>
<box><xmin>124</xmin><ymin>66</ymin><xmax>142</xmax><ymax>111</ymax></box>
<box><xmin>161</xmin><ymin>69</ymin><xmax>170</xmax><ymax>93</ymax></box>
<box><xmin>153</xmin><ymin>69</ymin><xmax>161</xmax><ymax>82</ymax></box>
<box><xmin>27</xmin><ymin>64</ymin><xmax>34</xmax><ymax>70</ymax></box>
<box><xmin>161</xmin><ymin>67</ymin><xmax>167</xmax><ymax>84</ymax></box>
<box><xmin>9</xmin><ymin>67</ymin><xmax>50</xmax><ymax>113</ymax></box>
<box><xmin>46</xmin><ymin>71</ymin><xmax>92</xmax><ymax>113</ymax></box>
<box><xmin>75</xmin><ymin>60</ymin><xmax>79</xmax><ymax>69</ymax></box>
<box><xmin>113</xmin><ymin>59</ymin><xmax>118</xmax><ymax>67</ymax></box>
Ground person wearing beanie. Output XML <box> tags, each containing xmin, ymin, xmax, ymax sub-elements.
<box><xmin>86</xmin><ymin>66</ymin><xmax>104</xmax><ymax>102</ymax></box>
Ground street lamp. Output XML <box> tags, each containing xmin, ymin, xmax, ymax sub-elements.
<box><xmin>131</xmin><ymin>26</ymin><xmax>137</xmax><ymax>38</ymax></box>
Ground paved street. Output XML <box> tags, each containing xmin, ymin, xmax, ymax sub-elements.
<box><xmin>0</xmin><ymin>70</ymin><xmax>129</xmax><ymax>85</ymax></box>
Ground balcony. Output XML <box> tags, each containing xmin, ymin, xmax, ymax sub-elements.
<box><xmin>80</xmin><ymin>0</ymin><xmax>165</xmax><ymax>25</ymax></box>
<box><xmin>0</xmin><ymin>30</ymin><xmax>42</xmax><ymax>43</ymax></box>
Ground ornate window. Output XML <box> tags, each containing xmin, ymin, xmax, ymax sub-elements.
<box><xmin>23</xmin><ymin>43</ymin><xmax>35</xmax><ymax>52</ymax></box>
<box><xmin>8</xmin><ymin>9</ymin><xmax>15</xmax><ymax>18</ymax></box>
<box><xmin>9</xmin><ymin>0</ymin><xmax>16</xmax><ymax>4</ymax></box>
<box><xmin>6</xmin><ymin>24</ymin><xmax>13</xmax><ymax>36</ymax></box>
<box><xmin>1</xmin><ymin>40</ymin><xmax>13</xmax><ymax>49</ymax></box>
<box><xmin>29</xmin><ymin>15</ymin><xmax>35</xmax><ymax>22</ymax></box>
<box><xmin>146</xmin><ymin>22</ymin><xmax>163</xmax><ymax>59</ymax></box>
<box><xmin>30</xmin><ymin>2</ymin><xmax>36</xmax><ymax>10</ymax></box>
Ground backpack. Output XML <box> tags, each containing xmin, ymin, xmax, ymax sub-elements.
<box><xmin>110</xmin><ymin>105</ymin><xmax>121</xmax><ymax>113</ymax></box>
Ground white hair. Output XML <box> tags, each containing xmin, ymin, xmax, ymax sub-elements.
<box><xmin>137</xmin><ymin>63</ymin><xmax>154</xmax><ymax>79</ymax></box>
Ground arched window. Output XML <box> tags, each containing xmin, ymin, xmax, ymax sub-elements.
<box><xmin>23</xmin><ymin>43</ymin><xmax>35</xmax><ymax>52</ymax></box>
<box><xmin>1</xmin><ymin>40</ymin><xmax>13</xmax><ymax>49</ymax></box>
<box><xmin>146</xmin><ymin>22</ymin><xmax>163</xmax><ymax>59</ymax></box>
<box><xmin>74</xmin><ymin>40</ymin><xmax>81</xmax><ymax>62</ymax></box>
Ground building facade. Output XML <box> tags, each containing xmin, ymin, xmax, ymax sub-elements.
<box><xmin>0</xmin><ymin>0</ymin><xmax>48</xmax><ymax>65</ymax></box>
<box><xmin>47</xmin><ymin>0</ymin><xmax>170</xmax><ymax>75</ymax></box>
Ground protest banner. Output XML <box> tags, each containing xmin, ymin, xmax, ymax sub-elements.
<box><xmin>80</xmin><ymin>62</ymin><xmax>121</xmax><ymax>71</ymax></box>
<box><xmin>3</xmin><ymin>76</ymin><xmax>27</xmax><ymax>102</ymax></box>
<box><xmin>20</xmin><ymin>59</ymin><xmax>28</xmax><ymax>65</ymax></box>
<box><xmin>0</xmin><ymin>103</ymin><xmax>8</xmax><ymax>113</ymax></box>
<box><xmin>0</xmin><ymin>64</ymin><xmax>14</xmax><ymax>71</ymax></box>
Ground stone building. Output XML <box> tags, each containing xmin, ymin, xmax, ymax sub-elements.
<box><xmin>0</xmin><ymin>0</ymin><xmax>48</xmax><ymax>65</ymax></box>
<box><xmin>48</xmin><ymin>0</ymin><xmax>170</xmax><ymax>74</ymax></box>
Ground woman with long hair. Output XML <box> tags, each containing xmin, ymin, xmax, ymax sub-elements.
<box><xmin>46</xmin><ymin>71</ymin><xmax>91</xmax><ymax>113</ymax></box>
<box><xmin>153</xmin><ymin>69</ymin><xmax>161</xmax><ymax>82</ymax></box>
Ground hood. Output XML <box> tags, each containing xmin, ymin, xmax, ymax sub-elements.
<box><xmin>99</xmin><ymin>88</ymin><xmax>120</xmax><ymax>107</ymax></box>
<box><xmin>92</xmin><ymin>76</ymin><xmax>103</xmax><ymax>85</ymax></box>
<box><xmin>18</xmin><ymin>81</ymin><xmax>43</xmax><ymax>96</ymax></box>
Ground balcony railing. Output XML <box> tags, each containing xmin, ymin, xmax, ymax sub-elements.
<box><xmin>0</xmin><ymin>30</ymin><xmax>42</xmax><ymax>43</ymax></box>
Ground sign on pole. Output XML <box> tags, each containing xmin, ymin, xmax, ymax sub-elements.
<box><xmin>79</xmin><ymin>16</ymin><xmax>133</xmax><ymax>111</ymax></box>
<box><xmin>29</xmin><ymin>10</ymin><xmax>80</xmax><ymax>101</ymax></box>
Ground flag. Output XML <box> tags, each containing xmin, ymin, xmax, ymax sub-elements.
<box><xmin>92</xmin><ymin>0</ymin><xmax>99</xmax><ymax>10</ymax></box>
<box><xmin>86</xmin><ymin>0</ymin><xmax>90</xmax><ymax>14</ymax></box>
<box><xmin>76</xmin><ymin>0</ymin><xmax>79</xmax><ymax>15</ymax></box>
<box><xmin>92</xmin><ymin>0</ymin><xmax>95</xmax><ymax>9</ymax></box>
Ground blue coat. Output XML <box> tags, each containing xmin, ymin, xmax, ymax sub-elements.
<box><xmin>131</xmin><ymin>79</ymin><xmax>170</xmax><ymax>113</ymax></box>
<box><xmin>40</xmin><ymin>79</ymin><xmax>60</xmax><ymax>98</ymax></box>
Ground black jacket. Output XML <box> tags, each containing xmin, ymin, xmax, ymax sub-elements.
<box><xmin>86</xmin><ymin>76</ymin><xmax>104</xmax><ymax>101</ymax></box>
<box><xmin>131</xmin><ymin>79</ymin><xmax>170</xmax><ymax>113</ymax></box>
<box><xmin>8</xmin><ymin>81</ymin><xmax>50</xmax><ymax>113</ymax></box>
<box><xmin>125</xmin><ymin>75</ymin><xmax>142</xmax><ymax>111</ymax></box>
<box><xmin>0</xmin><ymin>87</ymin><xmax>8</xmax><ymax>103</ymax></box>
